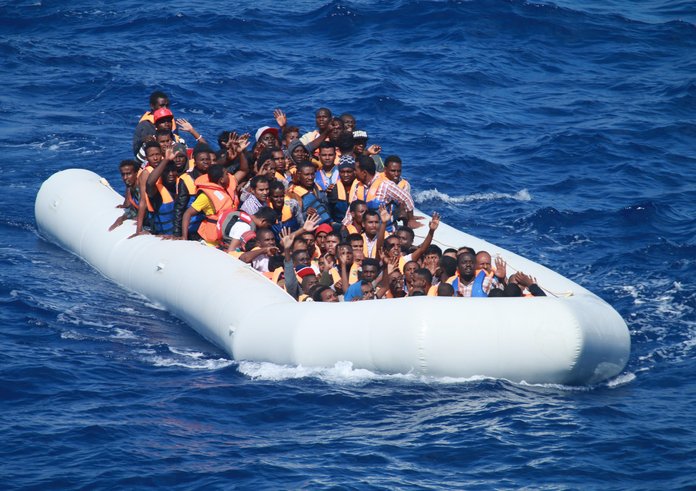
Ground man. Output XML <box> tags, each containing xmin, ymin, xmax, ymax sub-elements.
<box><xmin>339</xmin><ymin>113</ymin><xmax>356</xmax><ymax>133</ymax></box>
<box><xmin>347</xmin><ymin>155</ymin><xmax>420</xmax><ymax>232</ymax></box>
<box><xmin>240</xmin><ymin>175</ymin><xmax>270</xmax><ymax>215</ymax></box>
<box><xmin>173</xmin><ymin>143</ymin><xmax>211</xmax><ymax>239</ymax></box>
<box><xmin>108</xmin><ymin>160</ymin><xmax>140</xmax><ymax>231</ymax></box>
<box><xmin>315</xmin><ymin>142</ymin><xmax>339</xmax><ymax>191</ymax></box>
<box><xmin>132</xmin><ymin>141</ymin><xmax>165</xmax><ymax>236</ymax></box>
<box><xmin>135</xmin><ymin>108</ymin><xmax>189</xmax><ymax>166</ymax></box>
<box><xmin>300</xmin><ymin>107</ymin><xmax>332</xmax><ymax>147</ymax></box>
<box><xmin>132</xmin><ymin>90</ymin><xmax>170</xmax><ymax>155</ymax></box>
<box><xmin>287</xmin><ymin>161</ymin><xmax>331</xmax><ymax>224</ymax></box>
<box><xmin>144</xmin><ymin>146</ymin><xmax>180</xmax><ymax>235</ymax></box>
<box><xmin>343</xmin><ymin>199</ymin><xmax>367</xmax><ymax>235</ymax></box>
<box><xmin>475</xmin><ymin>250</ymin><xmax>507</xmax><ymax>289</ymax></box>
<box><xmin>255</xmin><ymin>126</ymin><xmax>280</xmax><ymax>149</ymax></box>
<box><xmin>327</xmin><ymin>161</ymin><xmax>357</xmax><ymax>223</ymax></box>
<box><xmin>446</xmin><ymin>251</ymin><xmax>496</xmax><ymax>297</ymax></box>
<box><xmin>268</xmin><ymin>180</ymin><xmax>303</xmax><ymax>240</ymax></box>
<box><xmin>235</xmin><ymin>228</ymin><xmax>279</xmax><ymax>273</ymax></box>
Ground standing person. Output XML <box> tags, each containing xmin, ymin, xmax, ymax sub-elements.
<box><xmin>300</xmin><ymin>107</ymin><xmax>332</xmax><ymax>147</ymax></box>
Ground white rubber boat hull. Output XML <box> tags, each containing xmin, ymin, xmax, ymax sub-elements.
<box><xmin>35</xmin><ymin>169</ymin><xmax>630</xmax><ymax>385</ymax></box>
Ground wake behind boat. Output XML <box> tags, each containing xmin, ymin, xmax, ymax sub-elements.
<box><xmin>35</xmin><ymin>168</ymin><xmax>630</xmax><ymax>385</ymax></box>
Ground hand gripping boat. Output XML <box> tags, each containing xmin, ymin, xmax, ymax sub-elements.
<box><xmin>35</xmin><ymin>169</ymin><xmax>630</xmax><ymax>385</ymax></box>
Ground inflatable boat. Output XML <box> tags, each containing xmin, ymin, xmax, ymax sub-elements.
<box><xmin>35</xmin><ymin>169</ymin><xmax>630</xmax><ymax>385</ymax></box>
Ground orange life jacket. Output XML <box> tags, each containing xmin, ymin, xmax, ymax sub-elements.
<box><xmin>196</xmin><ymin>183</ymin><xmax>235</xmax><ymax>244</ymax></box>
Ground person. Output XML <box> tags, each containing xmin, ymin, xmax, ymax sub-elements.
<box><xmin>509</xmin><ymin>272</ymin><xmax>547</xmax><ymax>297</ymax></box>
<box><xmin>311</xmin><ymin>285</ymin><xmax>339</xmax><ymax>302</ymax></box>
<box><xmin>286</xmin><ymin>161</ymin><xmax>331</xmax><ymax>224</ymax></box>
<box><xmin>281</xmin><ymin>125</ymin><xmax>300</xmax><ymax>151</ymax></box>
<box><xmin>235</xmin><ymin>228</ymin><xmax>279</xmax><ymax>273</ymax></box>
<box><xmin>134</xmin><ymin>108</ymin><xmax>192</xmax><ymax>166</ymax></box>
<box><xmin>348</xmin><ymin>155</ymin><xmax>420</xmax><ymax>233</ymax></box>
<box><xmin>300</xmin><ymin>107</ymin><xmax>332</xmax><ymax>147</ymax></box>
<box><xmin>446</xmin><ymin>251</ymin><xmax>496</xmax><ymax>297</ymax></box>
<box><xmin>240</xmin><ymin>175</ymin><xmax>270</xmax><ymax>215</ymax></box>
<box><xmin>255</xmin><ymin>126</ymin><xmax>280</xmax><ymax>149</ymax></box>
<box><xmin>361</xmin><ymin>208</ymin><xmax>389</xmax><ymax>259</ymax></box>
<box><xmin>181</xmin><ymin>164</ymin><xmax>236</xmax><ymax>247</ymax></box>
<box><xmin>344</xmin><ymin>280</ymin><xmax>375</xmax><ymax>301</ymax></box>
<box><xmin>339</xmin><ymin>113</ymin><xmax>356</xmax><ymax>133</ymax></box>
<box><xmin>108</xmin><ymin>160</ymin><xmax>140</xmax><ymax>231</ymax></box>
<box><xmin>132</xmin><ymin>90</ymin><xmax>170</xmax><ymax>155</ymax></box>
<box><xmin>343</xmin><ymin>199</ymin><xmax>367</xmax><ymax>236</ymax></box>
<box><xmin>437</xmin><ymin>282</ymin><xmax>455</xmax><ymax>297</ymax></box>
<box><xmin>271</xmin><ymin>147</ymin><xmax>292</xmax><ymax>187</ymax></box>
<box><xmin>268</xmin><ymin>180</ymin><xmax>303</xmax><ymax>240</ymax></box>
<box><xmin>144</xmin><ymin>146</ymin><xmax>179</xmax><ymax>235</ymax></box>
<box><xmin>327</xmin><ymin>161</ymin><xmax>357</xmax><ymax>223</ymax></box>
<box><xmin>475</xmin><ymin>250</ymin><xmax>507</xmax><ymax>289</ymax></box>
<box><xmin>315</xmin><ymin>142</ymin><xmax>339</xmax><ymax>191</ymax></box>
<box><xmin>132</xmin><ymin>141</ymin><xmax>165</xmax><ymax>237</ymax></box>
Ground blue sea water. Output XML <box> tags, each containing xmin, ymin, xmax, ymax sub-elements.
<box><xmin>1</xmin><ymin>0</ymin><xmax>695</xmax><ymax>488</ymax></box>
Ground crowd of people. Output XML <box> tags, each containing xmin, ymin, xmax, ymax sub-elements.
<box><xmin>110</xmin><ymin>90</ymin><xmax>546</xmax><ymax>302</ymax></box>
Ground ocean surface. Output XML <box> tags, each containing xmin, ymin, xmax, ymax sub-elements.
<box><xmin>1</xmin><ymin>0</ymin><xmax>695</xmax><ymax>489</ymax></box>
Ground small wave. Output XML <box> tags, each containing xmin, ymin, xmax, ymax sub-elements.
<box><xmin>111</xmin><ymin>328</ymin><xmax>137</xmax><ymax>340</ymax></box>
<box><xmin>137</xmin><ymin>347</ymin><xmax>233</xmax><ymax>370</ymax></box>
<box><xmin>414</xmin><ymin>188</ymin><xmax>531</xmax><ymax>205</ymax></box>
<box><xmin>607</xmin><ymin>372</ymin><xmax>636</xmax><ymax>388</ymax></box>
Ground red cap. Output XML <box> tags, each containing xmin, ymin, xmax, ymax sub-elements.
<box><xmin>315</xmin><ymin>223</ymin><xmax>333</xmax><ymax>236</ymax></box>
<box><xmin>153</xmin><ymin>107</ymin><xmax>174</xmax><ymax>123</ymax></box>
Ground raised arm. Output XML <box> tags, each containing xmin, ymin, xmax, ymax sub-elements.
<box><xmin>410</xmin><ymin>212</ymin><xmax>440</xmax><ymax>262</ymax></box>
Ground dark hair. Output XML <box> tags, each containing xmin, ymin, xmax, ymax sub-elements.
<box><xmin>396</xmin><ymin>225</ymin><xmax>414</xmax><ymax>241</ymax></box>
<box><xmin>253</xmin><ymin>206</ymin><xmax>277</xmax><ymax>224</ymax></box>
<box><xmin>311</xmin><ymin>285</ymin><xmax>333</xmax><ymax>302</ymax></box>
<box><xmin>363</xmin><ymin>209</ymin><xmax>379</xmax><ymax>220</ymax></box>
<box><xmin>207</xmin><ymin>164</ymin><xmax>225</xmax><ymax>184</ymax></box>
<box><xmin>269</xmin><ymin>180</ymin><xmax>285</xmax><ymax>194</ymax></box>
<box><xmin>268</xmin><ymin>255</ymin><xmax>284</xmax><ymax>272</ymax></box>
<box><xmin>425</xmin><ymin>244</ymin><xmax>442</xmax><ymax>257</ymax></box>
<box><xmin>250</xmin><ymin>175</ymin><xmax>270</xmax><ymax>189</ymax></box>
<box><xmin>282</xmin><ymin>125</ymin><xmax>299</xmax><ymax>138</ymax></box>
<box><xmin>327</xmin><ymin>231</ymin><xmax>342</xmax><ymax>242</ymax></box>
<box><xmin>349</xmin><ymin>200</ymin><xmax>366</xmax><ymax>212</ymax></box>
<box><xmin>356</xmin><ymin>155</ymin><xmax>376</xmax><ymax>175</ymax></box>
<box><xmin>443</xmin><ymin>248</ymin><xmax>458</xmax><ymax>256</ymax></box>
<box><xmin>292</xmin><ymin>249</ymin><xmax>309</xmax><ymax>264</ymax></box>
<box><xmin>439</xmin><ymin>256</ymin><xmax>457</xmax><ymax>277</ymax></box>
<box><xmin>385</xmin><ymin>155</ymin><xmax>402</xmax><ymax>166</ymax></box>
<box><xmin>361</xmin><ymin>258</ymin><xmax>380</xmax><ymax>270</ymax></box>
<box><xmin>458</xmin><ymin>246</ymin><xmax>476</xmax><ymax>256</ymax></box>
<box><xmin>414</xmin><ymin>268</ymin><xmax>433</xmax><ymax>284</ymax></box>
<box><xmin>347</xmin><ymin>233</ymin><xmax>363</xmax><ymax>243</ymax></box>
<box><xmin>144</xmin><ymin>140</ymin><xmax>162</xmax><ymax>153</ymax></box>
<box><xmin>217</xmin><ymin>131</ymin><xmax>230</xmax><ymax>148</ymax></box>
<box><xmin>119</xmin><ymin>159</ymin><xmax>139</xmax><ymax>173</ymax></box>
<box><xmin>149</xmin><ymin>90</ymin><xmax>168</xmax><ymax>107</ymax></box>
<box><xmin>316</xmin><ymin>107</ymin><xmax>332</xmax><ymax>117</ymax></box>
<box><xmin>488</xmin><ymin>288</ymin><xmax>504</xmax><ymax>298</ymax></box>
<box><xmin>155</xmin><ymin>128</ymin><xmax>172</xmax><ymax>138</ymax></box>
<box><xmin>335</xmin><ymin>131</ymin><xmax>355</xmax><ymax>153</ymax></box>
<box><xmin>319</xmin><ymin>141</ymin><xmax>336</xmax><ymax>150</ymax></box>
<box><xmin>437</xmin><ymin>283</ymin><xmax>455</xmax><ymax>296</ymax></box>
<box><xmin>296</xmin><ymin>160</ymin><xmax>316</xmax><ymax>173</ymax></box>
<box><xmin>410</xmin><ymin>290</ymin><xmax>426</xmax><ymax>297</ymax></box>
<box><xmin>503</xmin><ymin>284</ymin><xmax>523</xmax><ymax>297</ymax></box>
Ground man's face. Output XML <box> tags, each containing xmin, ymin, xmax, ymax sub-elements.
<box><xmin>315</xmin><ymin>232</ymin><xmax>327</xmax><ymax>251</ymax></box>
<box><xmin>352</xmin><ymin>203</ymin><xmax>367</xmax><ymax>225</ymax></box>
<box><xmin>476</xmin><ymin>252</ymin><xmax>492</xmax><ymax>272</ymax></box>
<box><xmin>301</xmin><ymin>232</ymin><xmax>316</xmax><ymax>252</ymax></box>
<box><xmin>316</xmin><ymin>109</ymin><xmax>331</xmax><ymax>130</ymax></box>
<box><xmin>294</xmin><ymin>250</ymin><xmax>310</xmax><ymax>266</ymax></box>
<box><xmin>120</xmin><ymin>166</ymin><xmax>137</xmax><ymax>187</ymax></box>
<box><xmin>324</xmin><ymin>235</ymin><xmax>339</xmax><ymax>255</ymax></box>
<box><xmin>269</xmin><ymin>188</ymin><xmax>285</xmax><ymax>209</ymax></box>
<box><xmin>156</xmin><ymin>134</ymin><xmax>172</xmax><ymax>150</ymax></box>
<box><xmin>404</xmin><ymin>262</ymin><xmax>417</xmax><ymax>284</ymax></box>
<box><xmin>257</xmin><ymin>230</ymin><xmax>276</xmax><ymax>249</ymax></box>
<box><xmin>320</xmin><ymin>288</ymin><xmax>339</xmax><ymax>302</ymax></box>
<box><xmin>253</xmin><ymin>181</ymin><xmax>270</xmax><ymax>202</ymax></box>
<box><xmin>145</xmin><ymin>146</ymin><xmax>163</xmax><ymax>167</ymax></box>
<box><xmin>396</xmin><ymin>230</ymin><xmax>413</xmax><ymax>249</ymax></box>
<box><xmin>284</xmin><ymin>130</ymin><xmax>299</xmax><ymax>146</ymax></box>
<box><xmin>152</xmin><ymin>97</ymin><xmax>169</xmax><ymax>111</ymax></box>
<box><xmin>337</xmin><ymin>244</ymin><xmax>353</xmax><ymax>265</ymax></box>
<box><xmin>458</xmin><ymin>254</ymin><xmax>476</xmax><ymax>280</ymax></box>
<box><xmin>361</xmin><ymin>282</ymin><xmax>375</xmax><ymax>300</ymax></box>
<box><xmin>364</xmin><ymin>214</ymin><xmax>379</xmax><ymax>236</ymax></box>
<box><xmin>174</xmin><ymin>152</ymin><xmax>187</xmax><ymax>171</ymax></box>
<box><xmin>272</xmin><ymin>151</ymin><xmax>286</xmax><ymax>172</ymax></box>
<box><xmin>340</xmin><ymin>115</ymin><xmax>355</xmax><ymax>133</ymax></box>
<box><xmin>349</xmin><ymin>239</ymin><xmax>363</xmax><ymax>256</ymax></box>
<box><xmin>292</xmin><ymin>145</ymin><xmax>309</xmax><ymax>163</ymax></box>
<box><xmin>319</xmin><ymin>147</ymin><xmax>336</xmax><ymax>169</ymax></box>
<box><xmin>361</xmin><ymin>265</ymin><xmax>379</xmax><ymax>283</ymax></box>
<box><xmin>194</xmin><ymin>151</ymin><xmax>211</xmax><ymax>172</ymax></box>
<box><xmin>383</xmin><ymin>238</ymin><xmax>401</xmax><ymax>260</ymax></box>
<box><xmin>354</xmin><ymin>162</ymin><xmax>368</xmax><ymax>184</ymax></box>
<box><xmin>155</xmin><ymin>117</ymin><xmax>173</xmax><ymax>132</ymax></box>
<box><xmin>339</xmin><ymin>166</ymin><xmax>355</xmax><ymax>186</ymax></box>
<box><xmin>353</xmin><ymin>141</ymin><xmax>366</xmax><ymax>155</ymax></box>
<box><xmin>329</xmin><ymin>119</ymin><xmax>343</xmax><ymax>140</ymax></box>
<box><xmin>259</xmin><ymin>131</ymin><xmax>277</xmax><ymax>147</ymax></box>
<box><xmin>384</xmin><ymin>162</ymin><xmax>402</xmax><ymax>183</ymax></box>
<box><xmin>163</xmin><ymin>167</ymin><xmax>178</xmax><ymax>185</ymax></box>
<box><xmin>299</xmin><ymin>166</ymin><xmax>315</xmax><ymax>188</ymax></box>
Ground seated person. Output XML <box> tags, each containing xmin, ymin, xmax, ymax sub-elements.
<box><xmin>109</xmin><ymin>160</ymin><xmax>141</xmax><ymax>231</ymax></box>
<box><xmin>234</xmin><ymin>228</ymin><xmax>280</xmax><ymax>273</ymax></box>
<box><xmin>446</xmin><ymin>251</ymin><xmax>497</xmax><ymax>297</ymax></box>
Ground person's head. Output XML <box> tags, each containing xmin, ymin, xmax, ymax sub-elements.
<box><xmin>439</xmin><ymin>256</ymin><xmax>457</xmax><ymax>280</ymax></box>
<box><xmin>389</xmin><ymin>270</ymin><xmax>406</xmax><ymax>297</ymax></box>
<box><xmin>162</xmin><ymin>161</ymin><xmax>178</xmax><ymax>186</ymax></box>
<box><xmin>338</xmin><ymin>163</ymin><xmax>355</xmax><ymax>187</ymax></box>
<box><xmin>361</xmin><ymin>258</ymin><xmax>381</xmax><ymax>283</ymax></box>
<box><xmin>354</xmin><ymin>155</ymin><xmax>376</xmax><ymax>184</ymax></box>
<box><xmin>347</xmin><ymin>233</ymin><xmax>363</xmax><ymax>256</ymax></box>
<box><xmin>268</xmin><ymin>180</ymin><xmax>286</xmax><ymax>210</ymax></box>
<box><xmin>207</xmin><ymin>164</ymin><xmax>228</xmax><ymax>187</ymax></box>
<box><xmin>335</xmin><ymin>131</ymin><xmax>355</xmax><ymax>154</ymax></box>
<box><xmin>349</xmin><ymin>200</ymin><xmax>367</xmax><ymax>226</ymax></box>
<box><xmin>488</xmin><ymin>288</ymin><xmax>504</xmax><ymax>298</ymax></box>
<box><xmin>314</xmin><ymin>223</ymin><xmax>332</xmax><ymax>252</ymax></box>
<box><xmin>296</xmin><ymin>161</ymin><xmax>316</xmax><ymax>189</ymax></box>
<box><xmin>249</xmin><ymin>175</ymin><xmax>270</xmax><ymax>203</ymax></box>
<box><xmin>476</xmin><ymin>251</ymin><xmax>493</xmax><ymax>273</ymax></box>
<box><xmin>153</xmin><ymin>107</ymin><xmax>174</xmax><ymax>131</ymax></box>
<box><xmin>503</xmin><ymin>284</ymin><xmax>522</xmax><ymax>297</ymax></box>
<box><xmin>255</xmin><ymin>228</ymin><xmax>277</xmax><ymax>249</ymax></box>
<box><xmin>403</xmin><ymin>260</ymin><xmax>418</xmax><ymax>286</ymax></box>
<box><xmin>292</xmin><ymin>249</ymin><xmax>310</xmax><ymax>267</ymax></box>
<box><xmin>336</xmin><ymin>243</ymin><xmax>354</xmax><ymax>267</ymax></box>
<box><xmin>119</xmin><ymin>160</ymin><xmax>139</xmax><ymax>187</ymax></box>
<box><xmin>324</xmin><ymin>232</ymin><xmax>341</xmax><ymax>255</ymax></box>
<box><xmin>329</xmin><ymin>117</ymin><xmax>344</xmax><ymax>141</ymax></box>
<box><xmin>318</xmin><ymin>253</ymin><xmax>335</xmax><ymax>272</ymax></box>
<box><xmin>300</xmin><ymin>272</ymin><xmax>318</xmax><ymax>294</ymax></box>
<box><xmin>360</xmin><ymin>281</ymin><xmax>375</xmax><ymax>300</ymax></box>
<box><xmin>193</xmin><ymin>143</ymin><xmax>212</xmax><ymax>173</ymax></box>
<box><xmin>312</xmin><ymin>285</ymin><xmax>339</xmax><ymax>302</ymax></box>
<box><xmin>315</xmin><ymin>107</ymin><xmax>332</xmax><ymax>131</ymax></box>
<box><xmin>172</xmin><ymin>143</ymin><xmax>188</xmax><ymax>173</ymax></box>
<box><xmin>384</xmin><ymin>155</ymin><xmax>403</xmax><ymax>184</ymax></box>
<box><xmin>144</xmin><ymin>141</ymin><xmax>163</xmax><ymax>167</ymax></box>
<box><xmin>339</xmin><ymin>113</ymin><xmax>356</xmax><ymax>133</ymax></box>
<box><xmin>457</xmin><ymin>252</ymin><xmax>476</xmax><ymax>281</ymax></box>
<box><xmin>352</xmin><ymin>130</ymin><xmax>368</xmax><ymax>155</ymax></box>
<box><xmin>288</xmin><ymin>140</ymin><xmax>310</xmax><ymax>165</ymax></box>
<box><xmin>412</xmin><ymin>268</ymin><xmax>433</xmax><ymax>291</ymax></box>
<box><xmin>255</xmin><ymin>126</ymin><xmax>279</xmax><ymax>148</ymax></box>
<box><xmin>437</xmin><ymin>283</ymin><xmax>455</xmax><ymax>297</ymax></box>
<box><xmin>282</xmin><ymin>125</ymin><xmax>300</xmax><ymax>147</ymax></box>
<box><xmin>443</xmin><ymin>248</ymin><xmax>458</xmax><ymax>260</ymax></box>
<box><xmin>458</xmin><ymin>246</ymin><xmax>476</xmax><ymax>257</ymax></box>
<box><xmin>300</xmin><ymin>230</ymin><xmax>316</xmax><ymax>254</ymax></box>
<box><xmin>149</xmin><ymin>91</ymin><xmax>169</xmax><ymax>111</ymax></box>
<box><xmin>396</xmin><ymin>226</ymin><xmax>415</xmax><ymax>252</ymax></box>
<box><xmin>270</xmin><ymin>147</ymin><xmax>286</xmax><ymax>173</ymax></box>
<box><xmin>318</xmin><ymin>142</ymin><xmax>337</xmax><ymax>169</ymax></box>
<box><xmin>292</xmin><ymin>238</ymin><xmax>308</xmax><ymax>253</ymax></box>
<box><xmin>155</xmin><ymin>129</ymin><xmax>173</xmax><ymax>150</ymax></box>
<box><xmin>423</xmin><ymin>245</ymin><xmax>442</xmax><ymax>264</ymax></box>
<box><xmin>382</xmin><ymin>235</ymin><xmax>402</xmax><ymax>261</ymax></box>
<box><xmin>252</xmin><ymin>207</ymin><xmax>277</xmax><ymax>228</ymax></box>
<box><xmin>363</xmin><ymin>210</ymin><xmax>380</xmax><ymax>237</ymax></box>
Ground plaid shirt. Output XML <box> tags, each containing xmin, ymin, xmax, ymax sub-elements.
<box><xmin>343</xmin><ymin>175</ymin><xmax>414</xmax><ymax>225</ymax></box>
